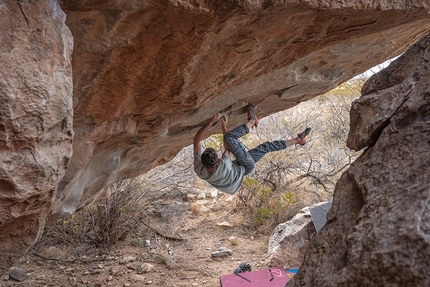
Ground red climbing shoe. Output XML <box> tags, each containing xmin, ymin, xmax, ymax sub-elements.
<box><xmin>247</xmin><ymin>106</ymin><xmax>259</xmax><ymax>128</ymax></box>
<box><xmin>297</xmin><ymin>127</ymin><xmax>311</xmax><ymax>145</ymax></box>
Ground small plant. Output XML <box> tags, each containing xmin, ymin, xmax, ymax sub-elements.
<box><xmin>242</xmin><ymin>177</ymin><xmax>258</xmax><ymax>188</ymax></box>
<box><xmin>131</xmin><ymin>237</ymin><xmax>142</xmax><ymax>246</ymax></box>
<box><xmin>189</xmin><ymin>202</ymin><xmax>201</xmax><ymax>215</ymax></box>
<box><xmin>44</xmin><ymin>212</ymin><xmax>87</xmax><ymax>245</ymax></box>
<box><xmin>282</xmin><ymin>192</ymin><xmax>297</xmax><ymax>205</ymax></box>
<box><xmin>89</xmin><ymin>180</ymin><xmax>147</xmax><ymax>247</ymax></box>
<box><xmin>229</xmin><ymin>237</ymin><xmax>240</xmax><ymax>246</ymax></box>
<box><xmin>159</xmin><ymin>273</ymin><xmax>169</xmax><ymax>285</ymax></box>
<box><xmin>253</xmin><ymin>206</ymin><xmax>273</xmax><ymax>225</ymax></box>
<box><xmin>252</xmin><ymin>191</ymin><xmax>298</xmax><ymax>226</ymax></box>
<box><xmin>256</xmin><ymin>187</ymin><xmax>272</xmax><ymax>202</ymax></box>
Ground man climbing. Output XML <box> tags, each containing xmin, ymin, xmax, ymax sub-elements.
<box><xmin>193</xmin><ymin>106</ymin><xmax>311</xmax><ymax>194</ymax></box>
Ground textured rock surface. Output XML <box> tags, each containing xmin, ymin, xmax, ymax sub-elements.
<box><xmin>288</xmin><ymin>33</ymin><xmax>430</xmax><ymax>287</ymax></box>
<box><xmin>0</xmin><ymin>0</ymin><xmax>73</xmax><ymax>274</ymax></box>
<box><xmin>1</xmin><ymin>0</ymin><xmax>430</xmax><ymax>274</ymax></box>
<box><xmin>266</xmin><ymin>204</ymin><xmax>315</xmax><ymax>268</ymax></box>
<box><xmin>266</xmin><ymin>202</ymin><xmax>331</xmax><ymax>268</ymax></box>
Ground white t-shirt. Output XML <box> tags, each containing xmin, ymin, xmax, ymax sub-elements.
<box><xmin>194</xmin><ymin>152</ymin><xmax>245</xmax><ymax>194</ymax></box>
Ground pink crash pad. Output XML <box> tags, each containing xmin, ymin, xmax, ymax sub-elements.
<box><xmin>220</xmin><ymin>266</ymin><xmax>292</xmax><ymax>287</ymax></box>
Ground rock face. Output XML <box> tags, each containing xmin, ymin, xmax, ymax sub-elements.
<box><xmin>266</xmin><ymin>205</ymin><xmax>313</xmax><ymax>268</ymax></box>
<box><xmin>266</xmin><ymin>202</ymin><xmax>331</xmax><ymax>268</ymax></box>
<box><xmin>288</xmin><ymin>33</ymin><xmax>430</xmax><ymax>286</ymax></box>
<box><xmin>1</xmin><ymin>0</ymin><xmax>430</xmax><ymax>274</ymax></box>
<box><xmin>0</xmin><ymin>0</ymin><xmax>73</xmax><ymax>274</ymax></box>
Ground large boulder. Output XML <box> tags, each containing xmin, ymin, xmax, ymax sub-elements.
<box><xmin>1</xmin><ymin>0</ymin><xmax>430</xmax><ymax>274</ymax></box>
<box><xmin>266</xmin><ymin>202</ymin><xmax>331</xmax><ymax>268</ymax></box>
<box><xmin>0</xmin><ymin>0</ymin><xmax>73</xmax><ymax>274</ymax></box>
<box><xmin>288</xmin><ymin>32</ymin><xmax>430</xmax><ymax>286</ymax></box>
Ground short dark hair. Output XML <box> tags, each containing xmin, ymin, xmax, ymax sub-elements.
<box><xmin>201</xmin><ymin>148</ymin><xmax>218</xmax><ymax>168</ymax></box>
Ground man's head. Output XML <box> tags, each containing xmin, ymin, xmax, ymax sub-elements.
<box><xmin>201</xmin><ymin>148</ymin><xmax>218</xmax><ymax>169</ymax></box>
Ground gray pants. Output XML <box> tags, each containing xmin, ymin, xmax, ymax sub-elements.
<box><xmin>224</xmin><ymin>124</ymin><xmax>287</xmax><ymax>175</ymax></box>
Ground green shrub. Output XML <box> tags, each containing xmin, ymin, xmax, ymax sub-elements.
<box><xmin>131</xmin><ymin>237</ymin><xmax>143</xmax><ymax>246</ymax></box>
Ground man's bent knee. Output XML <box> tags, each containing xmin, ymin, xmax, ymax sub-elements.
<box><xmin>224</xmin><ymin>137</ymin><xmax>240</xmax><ymax>154</ymax></box>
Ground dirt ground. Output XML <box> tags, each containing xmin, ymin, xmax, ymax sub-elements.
<box><xmin>2</xmin><ymin>191</ymin><xmax>279</xmax><ymax>287</ymax></box>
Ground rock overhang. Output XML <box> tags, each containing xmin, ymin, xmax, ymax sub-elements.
<box><xmin>56</xmin><ymin>0</ymin><xmax>430</xmax><ymax>216</ymax></box>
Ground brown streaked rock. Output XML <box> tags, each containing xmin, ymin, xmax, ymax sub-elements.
<box><xmin>289</xmin><ymin>32</ymin><xmax>430</xmax><ymax>287</ymax></box>
<box><xmin>54</xmin><ymin>1</ymin><xmax>430</xmax><ymax>222</ymax></box>
<box><xmin>266</xmin><ymin>206</ymin><xmax>316</xmax><ymax>268</ymax></box>
<box><xmin>0</xmin><ymin>0</ymin><xmax>73</xmax><ymax>275</ymax></box>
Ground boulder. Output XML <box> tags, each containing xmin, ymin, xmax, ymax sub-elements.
<box><xmin>266</xmin><ymin>202</ymin><xmax>331</xmax><ymax>268</ymax></box>
<box><xmin>0</xmin><ymin>0</ymin><xmax>73</xmax><ymax>274</ymax></box>
<box><xmin>288</xmin><ymin>32</ymin><xmax>430</xmax><ymax>287</ymax></box>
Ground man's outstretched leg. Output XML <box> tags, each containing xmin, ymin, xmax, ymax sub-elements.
<box><xmin>224</xmin><ymin>105</ymin><xmax>311</xmax><ymax>175</ymax></box>
<box><xmin>248</xmin><ymin>127</ymin><xmax>311</xmax><ymax>165</ymax></box>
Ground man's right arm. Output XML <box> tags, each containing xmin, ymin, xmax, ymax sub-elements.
<box><xmin>221</xmin><ymin>115</ymin><xmax>228</xmax><ymax>135</ymax></box>
<box><xmin>223</xmin><ymin>148</ymin><xmax>231</xmax><ymax>158</ymax></box>
<box><xmin>193</xmin><ymin>113</ymin><xmax>222</xmax><ymax>155</ymax></box>
<box><xmin>221</xmin><ymin>114</ymin><xmax>231</xmax><ymax>158</ymax></box>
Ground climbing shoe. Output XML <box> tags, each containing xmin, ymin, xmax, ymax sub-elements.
<box><xmin>234</xmin><ymin>263</ymin><xmax>252</xmax><ymax>273</ymax></box>
<box><xmin>247</xmin><ymin>105</ymin><xmax>259</xmax><ymax>128</ymax></box>
<box><xmin>297</xmin><ymin>127</ymin><xmax>311</xmax><ymax>145</ymax></box>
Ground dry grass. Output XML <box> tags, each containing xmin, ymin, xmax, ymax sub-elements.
<box><xmin>189</xmin><ymin>203</ymin><xmax>202</xmax><ymax>215</ymax></box>
<box><xmin>229</xmin><ymin>236</ymin><xmax>240</xmax><ymax>246</ymax></box>
<box><xmin>42</xmin><ymin>180</ymin><xmax>149</xmax><ymax>249</ymax></box>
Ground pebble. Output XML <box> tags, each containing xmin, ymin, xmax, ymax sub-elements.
<box><xmin>140</xmin><ymin>263</ymin><xmax>154</xmax><ymax>273</ymax></box>
<box><xmin>216</xmin><ymin>221</ymin><xmax>233</xmax><ymax>227</ymax></box>
<box><xmin>187</xmin><ymin>194</ymin><xmax>197</xmax><ymax>200</ymax></box>
<box><xmin>130</xmin><ymin>274</ymin><xmax>145</xmax><ymax>282</ymax></box>
<box><xmin>9</xmin><ymin>268</ymin><xmax>29</xmax><ymax>282</ymax></box>
<box><xmin>120</xmin><ymin>256</ymin><xmax>136</xmax><ymax>264</ymax></box>
<box><xmin>126</xmin><ymin>262</ymin><xmax>140</xmax><ymax>270</ymax></box>
<box><xmin>210</xmin><ymin>189</ymin><xmax>218</xmax><ymax>198</ymax></box>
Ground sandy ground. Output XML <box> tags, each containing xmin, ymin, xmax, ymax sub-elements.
<box><xmin>2</xmin><ymin>192</ymin><xmax>276</xmax><ymax>287</ymax></box>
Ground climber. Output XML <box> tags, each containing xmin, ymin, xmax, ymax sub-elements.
<box><xmin>193</xmin><ymin>106</ymin><xmax>311</xmax><ymax>194</ymax></box>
